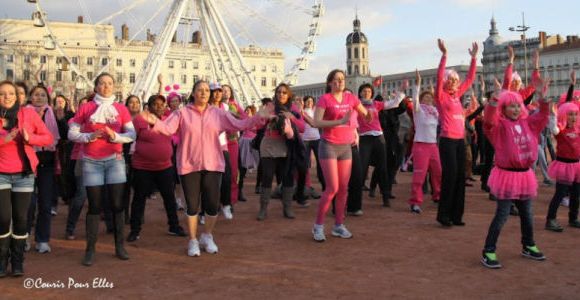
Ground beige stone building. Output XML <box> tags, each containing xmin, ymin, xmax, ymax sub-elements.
<box><xmin>0</xmin><ymin>18</ymin><xmax>285</xmax><ymax>103</ymax></box>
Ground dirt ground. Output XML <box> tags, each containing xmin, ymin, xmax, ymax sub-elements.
<box><xmin>2</xmin><ymin>169</ymin><xmax>580</xmax><ymax>299</ymax></box>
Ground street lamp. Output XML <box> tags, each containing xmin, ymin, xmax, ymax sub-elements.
<box><xmin>509</xmin><ymin>12</ymin><xmax>531</xmax><ymax>85</ymax></box>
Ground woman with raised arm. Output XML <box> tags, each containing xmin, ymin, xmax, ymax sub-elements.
<box><xmin>140</xmin><ymin>80</ymin><xmax>270</xmax><ymax>256</ymax></box>
<box><xmin>408</xmin><ymin>70</ymin><xmax>441</xmax><ymax>213</ymax></box>
<box><xmin>0</xmin><ymin>81</ymin><xmax>53</xmax><ymax>277</ymax></box>
<box><xmin>68</xmin><ymin>73</ymin><xmax>136</xmax><ymax>266</ymax></box>
<box><xmin>311</xmin><ymin>69</ymin><xmax>371</xmax><ymax>242</ymax></box>
<box><xmin>434</xmin><ymin>39</ymin><xmax>478</xmax><ymax>227</ymax></box>
<box><xmin>503</xmin><ymin>46</ymin><xmax>540</xmax><ymax>102</ymax></box>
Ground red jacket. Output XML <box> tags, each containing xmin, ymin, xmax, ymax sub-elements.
<box><xmin>0</xmin><ymin>107</ymin><xmax>54</xmax><ymax>174</ymax></box>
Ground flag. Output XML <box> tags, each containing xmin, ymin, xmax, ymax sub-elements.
<box><xmin>372</xmin><ymin>75</ymin><xmax>382</xmax><ymax>88</ymax></box>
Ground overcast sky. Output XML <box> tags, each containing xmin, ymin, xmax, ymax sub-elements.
<box><xmin>2</xmin><ymin>0</ymin><xmax>579</xmax><ymax>85</ymax></box>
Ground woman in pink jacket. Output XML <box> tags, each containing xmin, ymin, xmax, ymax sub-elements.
<box><xmin>434</xmin><ymin>39</ymin><xmax>478</xmax><ymax>227</ymax></box>
<box><xmin>481</xmin><ymin>77</ymin><xmax>550</xmax><ymax>269</ymax></box>
<box><xmin>141</xmin><ymin>80</ymin><xmax>270</xmax><ymax>257</ymax></box>
<box><xmin>0</xmin><ymin>81</ymin><xmax>53</xmax><ymax>277</ymax></box>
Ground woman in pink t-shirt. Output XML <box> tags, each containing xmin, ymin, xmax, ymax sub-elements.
<box><xmin>68</xmin><ymin>73</ymin><xmax>136</xmax><ymax>266</ymax></box>
<box><xmin>311</xmin><ymin>69</ymin><xmax>371</xmax><ymax>242</ymax></box>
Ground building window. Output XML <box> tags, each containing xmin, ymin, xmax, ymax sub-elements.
<box><xmin>251</xmin><ymin>65</ymin><xmax>256</xmax><ymax>71</ymax></box>
<box><xmin>87</xmin><ymin>57</ymin><xmax>93</xmax><ymax>65</ymax></box>
<box><xmin>363</xmin><ymin>48</ymin><xmax>366</xmax><ymax>59</ymax></box>
<box><xmin>6</xmin><ymin>55</ymin><xmax>14</xmax><ymax>63</ymax></box>
<box><xmin>347</xmin><ymin>48</ymin><xmax>351</xmax><ymax>59</ymax></box>
<box><xmin>129</xmin><ymin>73</ymin><xmax>136</xmax><ymax>83</ymax></box>
<box><xmin>116</xmin><ymin>72</ymin><xmax>123</xmax><ymax>83</ymax></box>
<box><xmin>169</xmin><ymin>74</ymin><xmax>175</xmax><ymax>83</ymax></box>
<box><xmin>87</xmin><ymin>72</ymin><xmax>93</xmax><ymax>80</ymax></box>
<box><xmin>6</xmin><ymin>69</ymin><xmax>14</xmax><ymax>79</ymax></box>
<box><xmin>116</xmin><ymin>59</ymin><xmax>122</xmax><ymax>67</ymax></box>
<box><xmin>193</xmin><ymin>75</ymin><xmax>199</xmax><ymax>83</ymax></box>
<box><xmin>348</xmin><ymin>65</ymin><xmax>352</xmax><ymax>75</ymax></box>
<box><xmin>130</xmin><ymin>59</ymin><xmax>136</xmax><ymax>67</ymax></box>
<box><xmin>271</xmin><ymin>78</ymin><xmax>277</xmax><ymax>87</ymax></box>
<box><xmin>354</xmin><ymin>65</ymin><xmax>359</xmax><ymax>74</ymax></box>
<box><xmin>181</xmin><ymin>61</ymin><xmax>187</xmax><ymax>69</ymax></box>
<box><xmin>362</xmin><ymin>65</ymin><xmax>366</xmax><ymax>75</ymax></box>
<box><xmin>354</xmin><ymin>48</ymin><xmax>359</xmax><ymax>59</ymax></box>
<box><xmin>205</xmin><ymin>63</ymin><xmax>210</xmax><ymax>70</ymax></box>
<box><xmin>168</xmin><ymin>60</ymin><xmax>174</xmax><ymax>69</ymax></box>
<box><xmin>71</xmin><ymin>71</ymin><xmax>77</xmax><ymax>82</ymax></box>
<box><xmin>23</xmin><ymin>70</ymin><xmax>30</xmax><ymax>81</ymax></box>
<box><xmin>24</xmin><ymin>55</ymin><xmax>31</xmax><ymax>63</ymax></box>
<box><xmin>40</xmin><ymin>71</ymin><xmax>47</xmax><ymax>81</ymax></box>
<box><xmin>261</xmin><ymin>65</ymin><xmax>267</xmax><ymax>72</ymax></box>
<box><xmin>56</xmin><ymin>71</ymin><xmax>63</xmax><ymax>82</ymax></box>
<box><xmin>193</xmin><ymin>62</ymin><xmax>199</xmax><ymax>69</ymax></box>
<box><xmin>40</xmin><ymin>55</ymin><xmax>47</xmax><ymax>64</ymax></box>
<box><xmin>101</xmin><ymin>58</ymin><xmax>108</xmax><ymax>66</ymax></box>
<box><xmin>181</xmin><ymin>74</ymin><xmax>187</xmax><ymax>84</ymax></box>
<box><xmin>72</xmin><ymin>57</ymin><xmax>78</xmax><ymax>65</ymax></box>
<box><xmin>261</xmin><ymin>77</ymin><xmax>267</xmax><ymax>87</ymax></box>
<box><xmin>272</xmin><ymin>65</ymin><xmax>277</xmax><ymax>72</ymax></box>
<box><xmin>115</xmin><ymin>92</ymin><xmax>123</xmax><ymax>101</ymax></box>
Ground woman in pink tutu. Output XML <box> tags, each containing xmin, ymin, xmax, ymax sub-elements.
<box><xmin>480</xmin><ymin>77</ymin><xmax>551</xmax><ymax>269</ymax></box>
<box><xmin>544</xmin><ymin>102</ymin><xmax>580</xmax><ymax>232</ymax></box>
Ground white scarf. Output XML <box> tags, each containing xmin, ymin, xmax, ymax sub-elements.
<box><xmin>90</xmin><ymin>94</ymin><xmax>118</xmax><ymax>124</ymax></box>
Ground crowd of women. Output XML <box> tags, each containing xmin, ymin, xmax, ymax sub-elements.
<box><xmin>0</xmin><ymin>38</ymin><xmax>578</xmax><ymax>276</ymax></box>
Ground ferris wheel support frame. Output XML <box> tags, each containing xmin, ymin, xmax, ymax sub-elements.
<box><xmin>130</xmin><ymin>0</ymin><xmax>189</xmax><ymax>100</ymax></box>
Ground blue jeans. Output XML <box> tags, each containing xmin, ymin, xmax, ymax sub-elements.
<box><xmin>484</xmin><ymin>199</ymin><xmax>536</xmax><ymax>252</ymax></box>
<box><xmin>83</xmin><ymin>156</ymin><xmax>126</xmax><ymax>187</ymax></box>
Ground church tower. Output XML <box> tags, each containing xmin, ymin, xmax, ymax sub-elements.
<box><xmin>346</xmin><ymin>15</ymin><xmax>372</xmax><ymax>92</ymax></box>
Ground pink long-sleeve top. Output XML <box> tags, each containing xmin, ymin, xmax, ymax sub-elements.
<box><xmin>132</xmin><ymin>114</ymin><xmax>173</xmax><ymax>171</ymax></box>
<box><xmin>153</xmin><ymin>104</ymin><xmax>264</xmax><ymax>174</ymax></box>
<box><xmin>483</xmin><ymin>101</ymin><xmax>549</xmax><ymax>170</ymax></box>
<box><xmin>435</xmin><ymin>55</ymin><xmax>477</xmax><ymax>139</ymax></box>
<box><xmin>0</xmin><ymin>107</ymin><xmax>54</xmax><ymax>174</ymax></box>
<box><xmin>502</xmin><ymin>64</ymin><xmax>541</xmax><ymax>100</ymax></box>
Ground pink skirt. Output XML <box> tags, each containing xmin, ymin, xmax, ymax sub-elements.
<box><xmin>548</xmin><ymin>160</ymin><xmax>580</xmax><ymax>185</ymax></box>
<box><xmin>487</xmin><ymin>167</ymin><xmax>537</xmax><ymax>200</ymax></box>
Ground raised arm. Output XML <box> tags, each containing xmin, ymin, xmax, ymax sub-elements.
<box><xmin>503</xmin><ymin>45</ymin><xmax>515</xmax><ymax>90</ymax></box>
<box><xmin>457</xmin><ymin>42</ymin><xmax>478</xmax><ymax>95</ymax></box>
<box><xmin>413</xmin><ymin>69</ymin><xmax>421</xmax><ymax>113</ymax></box>
<box><xmin>157</xmin><ymin>74</ymin><xmax>164</xmax><ymax>95</ymax></box>
<box><xmin>435</xmin><ymin>39</ymin><xmax>447</xmax><ymax>104</ymax></box>
<box><xmin>384</xmin><ymin>80</ymin><xmax>408</xmax><ymax>110</ymax></box>
<box><xmin>566</xmin><ymin>70</ymin><xmax>576</xmax><ymax>102</ymax></box>
<box><xmin>528</xmin><ymin>76</ymin><xmax>551</xmax><ymax>135</ymax></box>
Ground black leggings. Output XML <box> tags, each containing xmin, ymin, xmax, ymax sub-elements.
<box><xmin>261</xmin><ymin>157</ymin><xmax>293</xmax><ymax>189</ymax></box>
<box><xmin>0</xmin><ymin>190</ymin><xmax>32</xmax><ymax>236</ymax></box>
<box><xmin>86</xmin><ymin>184</ymin><xmax>125</xmax><ymax>215</ymax></box>
<box><xmin>437</xmin><ymin>137</ymin><xmax>466</xmax><ymax>223</ymax></box>
<box><xmin>181</xmin><ymin>171</ymin><xmax>221</xmax><ymax>216</ymax></box>
<box><xmin>547</xmin><ymin>182</ymin><xmax>580</xmax><ymax>221</ymax></box>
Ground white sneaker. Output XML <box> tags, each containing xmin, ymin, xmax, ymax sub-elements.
<box><xmin>562</xmin><ymin>196</ymin><xmax>570</xmax><ymax>207</ymax></box>
<box><xmin>199</xmin><ymin>215</ymin><xmax>205</xmax><ymax>225</ymax></box>
<box><xmin>312</xmin><ymin>224</ymin><xmax>326</xmax><ymax>242</ymax></box>
<box><xmin>36</xmin><ymin>242</ymin><xmax>51</xmax><ymax>253</ymax></box>
<box><xmin>176</xmin><ymin>197</ymin><xmax>185</xmax><ymax>211</ymax></box>
<box><xmin>222</xmin><ymin>205</ymin><xmax>233</xmax><ymax>220</ymax></box>
<box><xmin>187</xmin><ymin>239</ymin><xmax>200</xmax><ymax>257</ymax></box>
<box><xmin>199</xmin><ymin>233</ymin><xmax>218</xmax><ymax>254</ymax></box>
<box><xmin>331</xmin><ymin>224</ymin><xmax>353</xmax><ymax>239</ymax></box>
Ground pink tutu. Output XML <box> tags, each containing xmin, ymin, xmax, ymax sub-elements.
<box><xmin>548</xmin><ymin>160</ymin><xmax>580</xmax><ymax>185</ymax></box>
<box><xmin>488</xmin><ymin>167</ymin><xmax>538</xmax><ymax>200</ymax></box>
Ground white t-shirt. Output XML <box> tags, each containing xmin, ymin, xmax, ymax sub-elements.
<box><xmin>302</xmin><ymin>108</ymin><xmax>320</xmax><ymax>141</ymax></box>
<box><xmin>413</xmin><ymin>103</ymin><xmax>439</xmax><ymax>143</ymax></box>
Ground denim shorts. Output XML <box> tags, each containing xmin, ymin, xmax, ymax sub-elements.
<box><xmin>0</xmin><ymin>173</ymin><xmax>35</xmax><ymax>192</ymax></box>
<box><xmin>82</xmin><ymin>155</ymin><xmax>126</xmax><ymax>187</ymax></box>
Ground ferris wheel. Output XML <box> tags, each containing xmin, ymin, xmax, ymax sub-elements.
<box><xmin>27</xmin><ymin>0</ymin><xmax>324</xmax><ymax>105</ymax></box>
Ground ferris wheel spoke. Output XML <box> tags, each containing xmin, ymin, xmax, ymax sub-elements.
<box><xmin>227</xmin><ymin>0</ymin><xmax>304</xmax><ymax>49</ymax></box>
